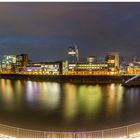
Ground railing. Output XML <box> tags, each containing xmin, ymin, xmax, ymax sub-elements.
<box><xmin>0</xmin><ymin>122</ymin><xmax>140</xmax><ymax>138</ymax></box>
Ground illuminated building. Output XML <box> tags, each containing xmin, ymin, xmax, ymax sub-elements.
<box><xmin>87</xmin><ymin>56</ymin><xmax>96</xmax><ymax>64</ymax></box>
<box><xmin>68</xmin><ymin>45</ymin><xmax>79</xmax><ymax>72</ymax></box>
<box><xmin>16</xmin><ymin>54</ymin><xmax>31</xmax><ymax>71</ymax></box>
<box><xmin>1</xmin><ymin>55</ymin><xmax>16</xmax><ymax>72</ymax></box>
<box><xmin>68</xmin><ymin>45</ymin><xmax>79</xmax><ymax>64</ymax></box>
<box><xmin>75</xmin><ymin>63</ymin><xmax>108</xmax><ymax>74</ymax></box>
<box><xmin>97</xmin><ymin>57</ymin><xmax>105</xmax><ymax>63</ymax></box>
<box><xmin>105</xmin><ymin>52</ymin><xmax>120</xmax><ymax>72</ymax></box>
<box><xmin>127</xmin><ymin>61</ymin><xmax>140</xmax><ymax>74</ymax></box>
<box><xmin>26</xmin><ymin>64</ymin><xmax>42</xmax><ymax>72</ymax></box>
<box><xmin>26</xmin><ymin>61</ymin><xmax>68</xmax><ymax>75</ymax></box>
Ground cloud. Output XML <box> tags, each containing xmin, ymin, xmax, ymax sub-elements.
<box><xmin>0</xmin><ymin>3</ymin><xmax>139</xmax><ymax>61</ymax></box>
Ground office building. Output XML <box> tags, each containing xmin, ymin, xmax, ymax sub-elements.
<box><xmin>1</xmin><ymin>55</ymin><xmax>16</xmax><ymax>71</ymax></box>
<box><xmin>105</xmin><ymin>52</ymin><xmax>120</xmax><ymax>72</ymax></box>
<box><xmin>68</xmin><ymin>45</ymin><xmax>79</xmax><ymax>64</ymax></box>
<box><xmin>27</xmin><ymin>61</ymin><xmax>68</xmax><ymax>75</ymax></box>
<box><xmin>16</xmin><ymin>54</ymin><xmax>31</xmax><ymax>71</ymax></box>
<box><xmin>87</xmin><ymin>56</ymin><xmax>97</xmax><ymax>64</ymax></box>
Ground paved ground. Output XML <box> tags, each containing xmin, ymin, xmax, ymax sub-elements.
<box><xmin>0</xmin><ymin>134</ymin><xmax>15</xmax><ymax>138</ymax></box>
<box><xmin>129</xmin><ymin>133</ymin><xmax>140</xmax><ymax>138</ymax></box>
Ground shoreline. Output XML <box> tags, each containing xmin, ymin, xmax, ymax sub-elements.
<box><xmin>0</xmin><ymin>73</ymin><xmax>133</xmax><ymax>84</ymax></box>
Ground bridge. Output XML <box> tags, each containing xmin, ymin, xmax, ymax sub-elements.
<box><xmin>123</xmin><ymin>74</ymin><xmax>140</xmax><ymax>86</ymax></box>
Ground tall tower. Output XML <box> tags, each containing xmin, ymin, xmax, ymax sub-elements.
<box><xmin>68</xmin><ymin>45</ymin><xmax>79</xmax><ymax>64</ymax></box>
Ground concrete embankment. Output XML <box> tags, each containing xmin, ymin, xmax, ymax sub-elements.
<box><xmin>0</xmin><ymin>74</ymin><xmax>133</xmax><ymax>84</ymax></box>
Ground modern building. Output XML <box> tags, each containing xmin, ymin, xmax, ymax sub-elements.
<box><xmin>127</xmin><ymin>59</ymin><xmax>140</xmax><ymax>74</ymax></box>
<box><xmin>1</xmin><ymin>55</ymin><xmax>16</xmax><ymax>71</ymax></box>
<box><xmin>26</xmin><ymin>61</ymin><xmax>68</xmax><ymax>75</ymax></box>
<box><xmin>16</xmin><ymin>54</ymin><xmax>31</xmax><ymax>71</ymax></box>
<box><xmin>97</xmin><ymin>57</ymin><xmax>105</xmax><ymax>63</ymax></box>
<box><xmin>75</xmin><ymin>63</ymin><xmax>108</xmax><ymax>75</ymax></box>
<box><xmin>105</xmin><ymin>52</ymin><xmax>120</xmax><ymax>72</ymax></box>
<box><xmin>68</xmin><ymin>45</ymin><xmax>79</xmax><ymax>64</ymax></box>
<box><xmin>87</xmin><ymin>56</ymin><xmax>97</xmax><ymax>64</ymax></box>
<box><xmin>79</xmin><ymin>57</ymin><xmax>86</xmax><ymax>64</ymax></box>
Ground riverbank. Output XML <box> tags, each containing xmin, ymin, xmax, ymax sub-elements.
<box><xmin>0</xmin><ymin>73</ymin><xmax>133</xmax><ymax>84</ymax></box>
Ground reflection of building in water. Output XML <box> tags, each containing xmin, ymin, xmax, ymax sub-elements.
<box><xmin>43</xmin><ymin>83</ymin><xmax>60</xmax><ymax>109</ymax></box>
<box><xmin>26</xmin><ymin>81</ymin><xmax>60</xmax><ymax>110</ymax></box>
<box><xmin>63</xmin><ymin>83</ymin><xmax>78</xmax><ymax>121</ymax></box>
<box><xmin>104</xmin><ymin>84</ymin><xmax>123</xmax><ymax>117</ymax></box>
<box><xmin>0</xmin><ymin>79</ymin><xmax>15</xmax><ymax>110</ymax></box>
<box><xmin>78</xmin><ymin>85</ymin><xmax>102</xmax><ymax>119</ymax></box>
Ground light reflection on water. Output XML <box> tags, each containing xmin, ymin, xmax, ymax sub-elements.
<box><xmin>63</xmin><ymin>84</ymin><xmax>78</xmax><ymax>121</ymax></box>
<box><xmin>0</xmin><ymin>79</ymin><xmax>139</xmax><ymax>130</ymax></box>
<box><xmin>104</xmin><ymin>83</ymin><xmax>124</xmax><ymax>117</ymax></box>
<box><xmin>78</xmin><ymin>85</ymin><xmax>102</xmax><ymax>120</ymax></box>
<box><xmin>26</xmin><ymin>81</ymin><xmax>60</xmax><ymax>110</ymax></box>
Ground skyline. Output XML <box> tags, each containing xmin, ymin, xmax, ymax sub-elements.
<box><xmin>0</xmin><ymin>3</ymin><xmax>140</xmax><ymax>62</ymax></box>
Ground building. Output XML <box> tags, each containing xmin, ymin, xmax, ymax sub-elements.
<box><xmin>68</xmin><ymin>45</ymin><xmax>79</xmax><ymax>64</ymax></box>
<box><xmin>26</xmin><ymin>61</ymin><xmax>68</xmax><ymax>75</ymax></box>
<box><xmin>105</xmin><ymin>52</ymin><xmax>120</xmax><ymax>72</ymax></box>
<box><xmin>75</xmin><ymin>63</ymin><xmax>108</xmax><ymax>75</ymax></box>
<box><xmin>1</xmin><ymin>55</ymin><xmax>16</xmax><ymax>72</ymax></box>
<box><xmin>26</xmin><ymin>63</ymin><xmax>42</xmax><ymax>73</ymax></box>
<box><xmin>16</xmin><ymin>54</ymin><xmax>31</xmax><ymax>71</ymax></box>
<box><xmin>97</xmin><ymin>57</ymin><xmax>105</xmax><ymax>63</ymax></box>
<box><xmin>87</xmin><ymin>56</ymin><xmax>97</xmax><ymax>64</ymax></box>
<box><xmin>79</xmin><ymin>57</ymin><xmax>86</xmax><ymax>64</ymax></box>
<box><xmin>127</xmin><ymin>59</ymin><xmax>140</xmax><ymax>74</ymax></box>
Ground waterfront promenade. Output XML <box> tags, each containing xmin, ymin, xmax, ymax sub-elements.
<box><xmin>0</xmin><ymin>122</ymin><xmax>140</xmax><ymax>138</ymax></box>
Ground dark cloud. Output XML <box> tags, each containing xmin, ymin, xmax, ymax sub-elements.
<box><xmin>0</xmin><ymin>2</ymin><xmax>140</xmax><ymax>62</ymax></box>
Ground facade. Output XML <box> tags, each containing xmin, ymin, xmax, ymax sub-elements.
<box><xmin>16</xmin><ymin>54</ymin><xmax>31</xmax><ymax>71</ymax></box>
<box><xmin>26</xmin><ymin>64</ymin><xmax>42</xmax><ymax>73</ymax></box>
<box><xmin>26</xmin><ymin>61</ymin><xmax>68</xmax><ymax>75</ymax></box>
<box><xmin>97</xmin><ymin>57</ymin><xmax>105</xmax><ymax>63</ymax></box>
<box><xmin>68</xmin><ymin>45</ymin><xmax>79</xmax><ymax>64</ymax></box>
<box><xmin>127</xmin><ymin>62</ymin><xmax>140</xmax><ymax>74</ymax></box>
<box><xmin>87</xmin><ymin>56</ymin><xmax>96</xmax><ymax>64</ymax></box>
<box><xmin>105</xmin><ymin>52</ymin><xmax>120</xmax><ymax>72</ymax></box>
<box><xmin>75</xmin><ymin>63</ymin><xmax>108</xmax><ymax>75</ymax></box>
<box><xmin>1</xmin><ymin>55</ymin><xmax>16</xmax><ymax>72</ymax></box>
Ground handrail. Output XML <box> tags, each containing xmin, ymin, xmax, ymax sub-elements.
<box><xmin>0</xmin><ymin>122</ymin><xmax>140</xmax><ymax>138</ymax></box>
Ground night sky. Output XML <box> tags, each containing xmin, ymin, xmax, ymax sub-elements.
<box><xmin>0</xmin><ymin>2</ymin><xmax>140</xmax><ymax>62</ymax></box>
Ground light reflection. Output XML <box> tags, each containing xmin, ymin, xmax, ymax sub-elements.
<box><xmin>63</xmin><ymin>83</ymin><xmax>77</xmax><ymax>121</ymax></box>
<box><xmin>15</xmin><ymin>80</ymin><xmax>23</xmax><ymax>104</ymax></box>
<box><xmin>26</xmin><ymin>81</ymin><xmax>35</xmax><ymax>102</ymax></box>
<box><xmin>40</xmin><ymin>82</ymin><xmax>60</xmax><ymax>109</ymax></box>
<box><xmin>105</xmin><ymin>84</ymin><xmax>123</xmax><ymax>117</ymax></box>
<box><xmin>125</xmin><ymin>88</ymin><xmax>140</xmax><ymax>106</ymax></box>
<box><xmin>0</xmin><ymin>79</ymin><xmax>15</xmax><ymax>110</ymax></box>
<box><xmin>78</xmin><ymin>84</ymin><xmax>102</xmax><ymax>119</ymax></box>
<box><xmin>0</xmin><ymin>78</ymin><xmax>140</xmax><ymax>129</ymax></box>
<box><xmin>26</xmin><ymin>81</ymin><xmax>60</xmax><ymax>110</ymax></box>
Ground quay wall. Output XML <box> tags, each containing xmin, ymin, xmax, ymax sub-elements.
<box><xmin>0</xmin><ymin>74</ymin><xmax>133</xmax><ymax>84</ymax></box>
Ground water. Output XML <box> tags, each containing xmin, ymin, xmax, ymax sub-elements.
<box><xmin>0</xmin><ymin>79</ymin><xmax>140</xmax><ymax>131</ymax></box>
